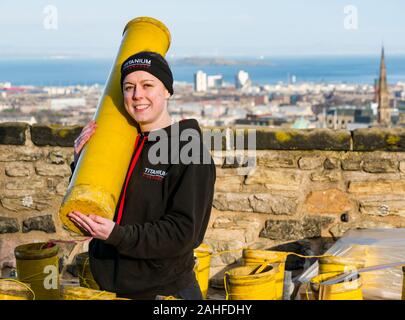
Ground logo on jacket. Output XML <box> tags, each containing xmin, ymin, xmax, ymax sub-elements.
<box><xmin>142</xmin><ymin>167</ymin><xmax>167</xmax><ymax>182</ymax></box>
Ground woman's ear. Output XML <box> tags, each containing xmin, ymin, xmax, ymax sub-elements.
<box><xmin>164</xmin><ymin>89</ymin><xmax>170</xmax><ymax>100</ymax></box>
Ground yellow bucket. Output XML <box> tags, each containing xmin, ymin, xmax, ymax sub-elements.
<box><xmin>61</xmin><ymin>286</ymin><xmax>117</xmax><ymax>300</ymax></box>
<box><xmin>319</xmin><ymin>256</ymin><xmax>365</xmax><ymax>274</ymax></box>
<box><xmin>75</xmin><ymin>252</ymin><xmax>100</xmax><ymax>290</ymax></box>
<box><xmin>242</xmin><ymin>249</ymin><xmax>288</xmax><ymax>300</ymax></box>
<box><xmin>194</xmin><ymin>244</ymin><xmax>212</xmax><ymax>299</ymax></box>
<box><xmin>310</xmin><ymin>272</ymin><xmax>363</xmax><ymax>300</ymax></box>
<box><xmin>0</xmin><ymin>278</ymin><xmax>34</xmax><ymax>300</ymax></box>
<box><xmin>224</xmin><ymin>264</ymin><xmax>277</xmax><ymax>300</ymax></box>
<box><xmin>59</xmin><ymin>17</ymin><xmax>172</xmax><ymax>235</ymax></box>
<box><xmin>14</xmin><ymin>242</ymin><xmax>60</xmax><ymax>300</ymax></box>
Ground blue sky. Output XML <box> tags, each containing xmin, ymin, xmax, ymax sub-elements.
<box><xmin>1</xmin><ymin>0</ymin><xmax>404</xmax><ymax>58</ymax></box>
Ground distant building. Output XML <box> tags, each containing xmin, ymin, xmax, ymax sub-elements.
<box><xmin>269</xmin><ymin>93</ymin><xmax>290</xmax><ymax>105</ymax></box>
<box><xmin>207</xmin><ymin>75</ymin><xmax>223</xmax><ymax>89</ymax></box>
<box><xmin>287</xmin><ymin>74</ymin><xmax>297</xmax><ymax>85</ymax></box>
<box><xmin>0</xmin><ymin>82</ymin><xmax>12</xmax><ymax>89</ymax></box>
<box><xmin>292</xmin><ymin>117</ymin><xmax>311</xmax><ymax>129</ymax></box>
<box><xmin>235</xmin><ymin>114</ymin><xmax>287</xmax><ymax>127</ymax></box>
<box><xmin>290</xmin><ymin>94</ymin><xmax>301</xmax><ymax>105</ymax></box>
<box><xmin>254</xmin><ymin>95</ymin><xmax>269</xmax><ymax>106</ymax></box>
<box><xmin>194</xmin><ymin>71</ymin><xmax>207</xmax><ymax>92</ymax></box>
<box><xmin>398</xmin><ymin>110</ymin><xmax>405</xmax><ymax>126</ymax></box>
<box><xmin>235</xmin><ymin>70</ymin><xmax>250</xmax><ymax>89</ymax></box>
<box><xmin>325</xmin><ymin>106</ymin><xmax>374</xmax><ymax>129</ymax></box>
<box><xmin>0</xmin><ymin>115</ymin><xmax>37</xmax><ymax>124</ymax></box>
<box><xmin>394</xmin><ymin>90</ymin><xmax>402</xmax><ymax>98</ymax></box>
<box><xmin>44</xmin><ymin>87</ymin><xmax>74</xmax><ymax>95</ymax></box>
<box><xmin>50</xmin><ymin>98</ymin><xmax>86</xmax><ymax>110</ymax></box>
<box><xmin>0</xmin><ymin>104</ymin><xmax>11</xmax><ymax>111</ymax></box>
<box><xmin>278</xmin><ymin>104</ymin><xmax>314</xmax><ymax>118</ymax></box>
<box><xmin>377</xmin><ymin>46</ymin><xmax>391</xmax><ymax>126</ymax></box>
<box><xmin>370</xmin><ymin>102</ymin><xmax>378</xmax><ymax>116</ymax></box>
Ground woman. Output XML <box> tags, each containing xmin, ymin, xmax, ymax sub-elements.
<box><xmin>68</xmin><ymin>51</ymin><xmax>216</xmax><ymax>300</ymax></box>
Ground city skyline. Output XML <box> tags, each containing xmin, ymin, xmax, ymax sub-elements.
<box><xmin>0</xmin><ymin>0</ymin><xmax>404</xmax><ymax>58</ymax></box>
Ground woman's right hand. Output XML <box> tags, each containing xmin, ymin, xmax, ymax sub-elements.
<box><xmin>74</xmin><ymin>120</ymin><xmax>97</xmax><ymax>165</ymax></box>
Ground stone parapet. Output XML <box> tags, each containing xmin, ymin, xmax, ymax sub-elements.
<box><xmin>1</xmin><ymin>123</ymin><xmax>405</xmax><ymax>282</ymax></box>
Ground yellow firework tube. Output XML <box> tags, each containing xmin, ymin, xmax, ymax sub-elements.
<box><xmin>59</xmin><ymin>17</ymin><xmax>171</xmax><ymax>234</ymax></box>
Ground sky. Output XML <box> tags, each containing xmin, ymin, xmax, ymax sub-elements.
<box><xmin>1</xmin><ymin>0</ymin><xmax>404</xmax><ymax>58</ymax></box>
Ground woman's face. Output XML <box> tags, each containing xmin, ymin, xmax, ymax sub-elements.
<box><xmin>122</xmin><ymin>70</ymin><xmax>170</xmax><ymax>129</ymax></box>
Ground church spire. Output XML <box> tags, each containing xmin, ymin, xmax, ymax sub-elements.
<box><xmin>377</xmin><ymin>45</ymin><xmax>390</xmax><ymax>126</ymax></box>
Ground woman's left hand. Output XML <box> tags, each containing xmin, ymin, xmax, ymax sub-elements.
<box><xmin>68</xmin><ymin>211</ymin><xmax>115</xmax><ymax>240</ymax></box>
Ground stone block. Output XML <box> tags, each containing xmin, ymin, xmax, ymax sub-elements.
<box><xmin>353</xmin><ymin>128</ymin><xmax>405</xmax><ymax>151</ymax></box>
<box><xmin>248</xmin><ymin>194</ymin><xmax>298</xmax><ymax>215</ymax></box>
<box><xmin>56</xmin><ymin>180</ymin><xmax>69</xmax><ymax>196</ymax></box>
<box><xmin>341</xmin><ymin>158</ymin><xmax>362</xmax><ymax>171</ymax></box>
<box><xmin>214</xmin><ymin>176</ymin><xmax>244</xmax><ymax>193</ymax></box>
<box><xmin>0</xmin><ymin>217</ymin><xmax>19</xmax><ymax>234</ymax></box>
<box><xmin>298</xmin><ymin>156</ymin><xmax>325</xmax><ymax>170</ymax></box>
<box><xmin>304</xmin><ymin>189</ymin><xmax>352</xmax><ymax>214</ymax></box>
<box><xmin>0</xmin><ymin>146</ymin><xmax>43</xmax><ymax>162</ymax></box>
<box><xmin>5</xmin><ymin>179</ymin><xmax>45</xmax><ymax>191</ymax></box>
<box><xmin>0</xmin><ymin>194</ymin><xmax>53</xmax><ymax>212</ymax></box>
<box><xmin>204</xmin><ymin>239</ymin><xmax>244</xmax><ymax>266</ymax></box>
<box><xmin>0</xmin><ymin>122</ymin><xmax>28</xmax><ymax>145</ymax></box>
<box><xmin>35</xmin><ymin>162</ymin><xmax>71</xmax><ymax>177</ymax></box>
<box><xmin>213</xmin><ymin>193</ymin><xmax>252</xmax><ymax>212</ymax></box>
<box><xmin>5</xmin><ymin>163</ymin><xmax>31</xmax><ymax>177</ymax></box>
<box><xmin>212</xmin><ymin>216</ymin><xmax>234</xmax><ymax>229</ymax></box>
<box><xmin>254</xmin><ymin>129</ymin><xmax>351</xmax><ymax>151</ymax></box>
<box><xmin>244</xmin><ymin>168</ymin><xmax>302</xmax><ymax>190</ymax></box>
<box><xmin>0</xmin><ymin>239</ymin><xmax>19</xmax><ymax>270</ymax></box>
<box><xmin>359</xmin><ymin>199</ymin><xmax>405</xmax><ymax>217</ymax></box>
<box><xmin>362</xmin><ymin>159</ymin><xmax>398</xmax><ymax>173</ymax></box>
<box><xmin>31</xmin><ymin>124</ymin><xmax>83</xmax><ymax>147</ymax></box>
<box><xmin>22</xmin><ymin>214</ymin><xmax>56</xmax><ymax>233</ymax></box>
<box><xmin>348</xmin><ymin>180</ymin><xmax>405</xmax><ymax>195</ymax></box>
<box><xmin>257</xmin><ymin>152</ymin><xmax>297</xmax><ymax>168</ymax></box>
<box><xmin>205</xmin><ymin>227</ymin><xmax>244</xmax><ymax>242</ymax></box>
<box><xmin>310</xmin><ymin>170</ymin><xmax>341</xmax><ymax>182</ymax></box>
<box><xmin>47</xmin><ymin>150</ymin><xmax>68</xmax><ymax>165</ymax></box>
<box><xmin>323</xmin><ymin>158</ymin><xmax>340</xmax><ymax>170</ymax></box>
<box><xmin>260</xmin><ymin>216</ymin><xmax>335</xmax><ymax>241</ymax></box>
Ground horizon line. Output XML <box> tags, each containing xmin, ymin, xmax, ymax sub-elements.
<box><xmin>1</xmin><ymin>53</ymin><xmax>405</xmax><ymax>60</ymax></box>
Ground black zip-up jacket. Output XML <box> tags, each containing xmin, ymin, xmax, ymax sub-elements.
<box><xmin>71</xmin><ymin>119</ymin><xmax>216</xmax><ymax>299</ymax></box>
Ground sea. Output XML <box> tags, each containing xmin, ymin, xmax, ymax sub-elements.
<box><xmin>1</xmin><ymin>55</ymin><xmax>405</xmax><ymax>87</ymax></box>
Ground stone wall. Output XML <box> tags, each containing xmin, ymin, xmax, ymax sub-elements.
<box><xmin>2</xmin><ymin>123</ymin><xmax>405</xmax><ymax>283</ymax></box>
<box><xmin>0</xmin><ymin>123</ymin><xmax>84</xmax><ymax>276</ymax></box>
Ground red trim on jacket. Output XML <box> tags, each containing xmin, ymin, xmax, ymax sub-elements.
<box><xmin>116</xmin><ymin>134</ymin><xmax>147</xmax><ymax>225</ymax></box>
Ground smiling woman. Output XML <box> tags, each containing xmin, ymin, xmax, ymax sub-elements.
<box><xmin>121</xmin><ymin>52</ymin><xmax>173</xmax><ymax>132</ymax></box>
<box><xmin>68</xmin><ymin>50</ymin><xmax>216</xmax><ymax>300</ymax></box>
<box><xmin>123</xmin><ymin>74</ymin><xmax>170</xmax><ymax>128</ymax></box>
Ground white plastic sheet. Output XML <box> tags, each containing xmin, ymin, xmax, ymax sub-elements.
<box><xmin>297</xmin><ymin>228</ymin><xmax>405</xmax><ymax>300</ymax></box>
